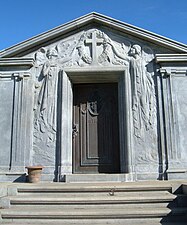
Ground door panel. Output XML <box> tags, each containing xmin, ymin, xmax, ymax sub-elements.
<box><xmin>73</xmin><ymin>83</ymin><xmax>120</xmax><ymax>173</ymax></box>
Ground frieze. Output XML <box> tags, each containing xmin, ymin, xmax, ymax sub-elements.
<box><xmin>34</xmin><ymin>28</ymin><xmax>155</xmax><ymax>68</ymax></box>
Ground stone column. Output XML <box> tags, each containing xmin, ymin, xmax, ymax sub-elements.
<box><xmin>118</xmin><ymin>70</ymin><xmax>134</xmax><ymax>177</ymax></box>
<box><xmin>59</xmin><ymin>70</ymin><xmax>73</xmax><ymax>181</ymax></box>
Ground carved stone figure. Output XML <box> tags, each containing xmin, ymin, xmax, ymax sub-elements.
<box><xmin>109</xmin><ymin>41</ymin><xmax>156</xmax><ymax>138</ymax></box>
<box><xmin>98</xmin><ymin>37</ymin><xmax>114</xmax><ymax>65</ymax></box>
<box><xmin>98</xmin><ymin>32</ymin><xmax>129</xmax><ymax>65</ymax></box>
<box><xmin>129</xmin><ymin>45</ymin><xmax>155</xmax><ymax>138</ymax></box>
<box><xmin>34</xmin><ymin>48</ymin><xmax>59</xmax><ymax>141</ymax></box>
<box><xmin>76</xmin><ymin>32</ymin><xmax>92</xmax><ymax>66</ymax></box>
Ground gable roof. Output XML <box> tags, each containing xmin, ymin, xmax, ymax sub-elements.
<box><xmin>1</xmin><ymin>12</ymin><xmax>187</xmax><ymax>58</ymax></box>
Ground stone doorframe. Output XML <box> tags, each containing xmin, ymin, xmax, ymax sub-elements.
<box><xmin>59</xmin><ymin>66</ymin><xmax>135</xmax><ymax>181</ymax></box>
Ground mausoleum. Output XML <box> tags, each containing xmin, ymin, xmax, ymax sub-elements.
<box><xmin>0</xmin><ymin>12</ymin><xmax>187</xmax><ymax>182</ymax></box>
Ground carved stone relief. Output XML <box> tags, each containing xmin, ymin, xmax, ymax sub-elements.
<box><xmin>34</xmin><ymin>29</ymin><xmax>131</xmax><ymax>68</ymax></box>
<box><xmin>33</xmin><ymin>28</ymin><xmax>157</xmax><ymax>166</ymax></box>
<box><xmin>33</xmin><ymin>49</ymin><xmax>60</xmax><ymax>165</ymax></box>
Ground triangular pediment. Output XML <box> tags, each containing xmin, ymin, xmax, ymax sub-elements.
<box><xmin>1</xmin><ymin>12</ymin><xmax>187</xmax><ymax>59</ymax></box>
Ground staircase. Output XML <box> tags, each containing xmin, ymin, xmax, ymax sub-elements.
<box><xmin>0</xmin><ymin>182</ymin><xmax>187</xmax><ymax>224</ymax></box>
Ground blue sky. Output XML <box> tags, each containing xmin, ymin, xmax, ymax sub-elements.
<box><xmin>0</xmin><ymin>0</ymin><xmax>187</xmax><ymax>51</ymax></box>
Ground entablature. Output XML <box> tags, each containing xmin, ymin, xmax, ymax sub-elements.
<box><xmin>156</xmin><ymin>54</ymin><xmax>187</xmax><ymax>76</ymax></box>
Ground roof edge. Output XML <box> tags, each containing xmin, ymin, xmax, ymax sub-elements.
<box><xmin>1</xmin><ymin>12</ymin><xmax>187</xmax><ymax>58</ymax></box>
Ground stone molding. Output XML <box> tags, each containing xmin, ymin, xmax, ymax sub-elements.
<box><xmin>156</xmin><ymin>54</ymin><xmax>187</xmax><ymax>76</ymax></box>
<box><xmin>156</xmin><ymin>54</ymin><xmax>187</xmax><ymax>63</ymax></box>
<box><xmin>0</xmin><ymin>58</ymin><xmax>34</xmax><ymax>67</ymax></box>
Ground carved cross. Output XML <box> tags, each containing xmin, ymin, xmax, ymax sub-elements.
<box><xmin>85</xmin><ymin>30</ymin><xmax>103</xmax><ymax>65</ymax></box>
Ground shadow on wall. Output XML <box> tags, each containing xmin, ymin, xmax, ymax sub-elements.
<box><xmin>160</xmin><ymin>185</ymin><xmax>187</xmax><ymax>224</ymax></box>
<box><xmin>13</xmin><ymin>174</ymin><xmax>27</xmax><ymax>183</ymax></box>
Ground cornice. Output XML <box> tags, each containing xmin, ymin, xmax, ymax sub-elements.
<box><xmin>156</xmin><ymin>54</ymin><xmax>187</xmax><ymax>63</ymax></box>
<box><xmin>0</xmin><ymin>58</ymin><xmax>34</xmax><ymax>67</ymax></box>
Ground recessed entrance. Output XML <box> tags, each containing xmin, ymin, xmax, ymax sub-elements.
<box><xmin>60</xmin><ymin>68</ymin><xmax>134</xmax><ymax>181</ymax></box>
<box><xmin>73</xmin><ymin>83</ymin><xmax>120</xmax><ymax>173</ymax></box>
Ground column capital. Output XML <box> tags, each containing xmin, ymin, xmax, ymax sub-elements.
<box><xmin>159</xmin><ymin>68</ymin><xmax>171</xmax><ymax>77</ymax></box>
<box><xmin>12</xmin><ymin>72</ymin><xmax>30</xmax><ymax>80</ymax></box>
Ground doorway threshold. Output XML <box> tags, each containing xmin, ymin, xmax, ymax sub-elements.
<box><xmin>64</xmin><ymin>174</ymin><xmax>134</xmax><ymax>183</ymax></box>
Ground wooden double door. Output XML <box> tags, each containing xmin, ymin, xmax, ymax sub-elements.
<box><xmin>73</xmin><ymin>83</ymin><xmax>120</xmax><ymax>173</ymax></box>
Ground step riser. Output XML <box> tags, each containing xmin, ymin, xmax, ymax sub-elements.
<box><xmin>2</xmin><ymin>215</ymin><xmax>187</xmax><ymax>223</ymax></box>
<box><xmin>10</xmin><ymin>199</ymin><xmax>174</xmax><ymax>205</ymax></box>
<box><xmin>2</xmin><ymin>208</ymin><xmax>186</xmax><ymax>220</ymax></box>
<box><xmin>0</xmin><ymin>218</ymin><xmax>169</xmax><ymax>224</ymax></box>
<box><xmin>1</xmin><ymin>215</ymin><xmax>172</xmax><ymax>220</ymax></box>
<box><xmin>1</xmin><ymin>196</ymin><xmax>175</xmax><ymax>209</ymax></box>
<box><xmin>8</xmin><ymin>191</ymin><xmax>175</xmax><ymax>205</ymax></box>
<box><xmin>17</xmin><ymin>187</ymin><xmax>172</xmax><ymax>194</ymax></box>
<box><xmin>10</xmin><ymin>202</ymin><xmax>170</xmax><ymax>209</ymax></box>
<box><xmin>16</xmin><ymin>190</ymin><xmax>172</xmax><ymax>198</ymax></box>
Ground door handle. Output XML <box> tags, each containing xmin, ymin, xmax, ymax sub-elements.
<box><xmin>73</xmin><ymin>124</ymin><xmax>79</xmax><ymax>137</ymax></box>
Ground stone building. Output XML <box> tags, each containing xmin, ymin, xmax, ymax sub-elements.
<box><xmin>0</xmin><ymin>12</ymin><xmax>187</xmax><ymax>182</ymax></box>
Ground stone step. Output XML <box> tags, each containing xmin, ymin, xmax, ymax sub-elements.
<box><xmin>14</xmin><ymin>190</ymin><xmax>174</xmax><ymax>198</ymax></box>
<box><xmin>16</xmin><ymin>182</ymin><xmax>173</xmax><ymax>194</ymax></box>
<box><xmin>1</xmin><ymin>220</ymin><xmax>187</xmax><ymax>225</ymax></box>
<box><xmin>1</xmin><ymin>182</ymin><xmax>186</xmax><ymax>224</ymax></box>
<box><xmin>8</xmin><ymin>192</ymin><xmax>175</xmax><ymax>205</ymax></box>
<box><xmin>10</xmin><ymin>202</ymin><xmax>171</xmax><ymax>209</ymax></box>
<box><xmin>1</xmin><ymin>208</ymin><xmax>187</xmax><ymax>225</ymax></box>
<box><xmin>1</xmin><ymin>207</ymin><xmax>184</xmax><ymax>219</ymax></box>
